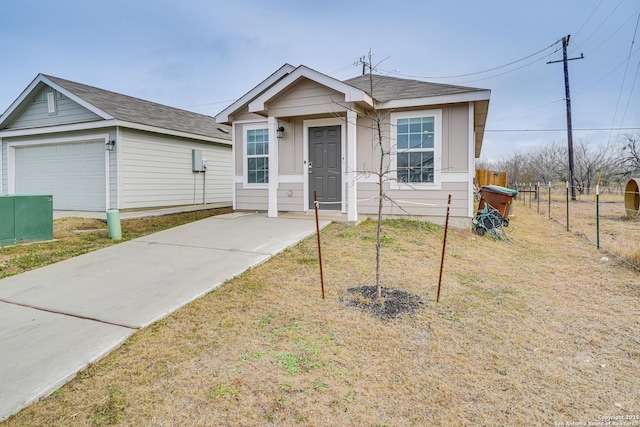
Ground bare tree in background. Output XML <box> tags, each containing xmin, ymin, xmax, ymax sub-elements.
<box><xmin>572</xmin><ymin>138</ymin><xmax>617</xmax><ymax>194</ymax></box>
<box><xmin>480</xmin><ymin>138</ymin><xmax>622</xmax><ymax>193</ymax></box>
<box><xmin>617</xmin><ymin>133</ymin><xmax>640</xmax><ymax>180</ymax></box>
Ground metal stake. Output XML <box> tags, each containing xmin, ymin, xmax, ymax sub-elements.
<box><xmin>596</xmin><ymin>185</ymin><xmax>600</xmax><ymax>249</ymax></box>
<box><xmin>313</xmin><ymin>191</ymin><xmax>325</xmax><ymax>300</ymax></box>
<box><xmin>437</xmin><ymin>194</ymin><xmax>452</xmax><ymax>303</ymax></box>
<box><xmin>548</xmin><ymin>181</ymin><xmax>552</xmax><ymax>219</ymax></box>
<box><xmin>566</xmin><ymin>181</ymin><xmax>570</xmax><ymax>231</ymax></box>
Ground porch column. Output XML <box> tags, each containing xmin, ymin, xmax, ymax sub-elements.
<box><xmin>347</xmin><ymin>110</ymin><xmax>358</xmax><ymax>221</ymax></box>
<box><xmin>268</xmin><ymin>116</ymin><xmax>278</xmax><ymax>217</ymax></box>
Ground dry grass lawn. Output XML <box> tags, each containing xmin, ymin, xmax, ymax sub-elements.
<box><xmin>2</xmin><ymin>204</ymin><xmax>639</xmax><ymax>426</ymax></box>
<box><xmin>518</xmin><ymin>187</ymin><xmax>640</xmax><ymax>269</ymax></box>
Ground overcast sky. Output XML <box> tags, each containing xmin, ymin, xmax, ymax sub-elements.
<box><xmin>1</xmin><ymin>0</ymin><xmax>638</xmax><ymax>160</ymax></box>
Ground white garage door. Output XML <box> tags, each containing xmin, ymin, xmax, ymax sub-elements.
<box><xmin>14</xmin><ymin>141</ymin><xmax>106</xmax><ymax>211</ymax></box>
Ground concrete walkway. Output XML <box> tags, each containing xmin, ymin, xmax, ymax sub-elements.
<box><xmin>0</xmin><ymin>212</ymin><xmax>330</xmax><ymax>422</ymax></box>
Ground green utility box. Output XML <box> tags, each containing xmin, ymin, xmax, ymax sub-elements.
<box><xmin>0</xmin><ymin>195</ymin><xmax>53</xmax><ymax>246</ymax></box>
<box><xmin>0</xmin><ymin>197</ymin><xmax>16</xmax><ymax>246</ymax></box>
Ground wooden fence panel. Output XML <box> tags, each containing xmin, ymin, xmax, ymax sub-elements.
<box><xmin>475</xmin><ymin>170</ymin><xmax>508</xmax><ymax>188</ymax></box>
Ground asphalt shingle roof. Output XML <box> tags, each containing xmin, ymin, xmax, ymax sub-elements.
<box><xmin>44</xmin><ymin>75</ymin><xmax>230</xmax><ymax>141</ymax></box>
<box><xmin>343</xmin><ymin>74</ymin><xmax>485</xmax><ymax>103</ymax></box>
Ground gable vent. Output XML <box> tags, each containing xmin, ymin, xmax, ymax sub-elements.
<box><xmin>47</xmin><ymin>91</ymin><xmax>57</xmax><ymax>114</ymax></box>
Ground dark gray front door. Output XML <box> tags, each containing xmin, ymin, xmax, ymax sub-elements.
<box><xmin>309</xmin><ymin>126</ymin><xmax>341</xmax><ymax>210</ymax></box>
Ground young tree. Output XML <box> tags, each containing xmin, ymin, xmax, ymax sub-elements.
<box><xmin>360</xmin><ymin>52</ymin><xmax>391</xmax><ymax>298</ymax></box>
<box><xmin>352</xmin><ymin>52</ymin><xmax>418</xmax><ymax>298</ymax></box>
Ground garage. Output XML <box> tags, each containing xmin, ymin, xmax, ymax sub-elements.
<box><xmin>1</xmin><ymin>74</ymin><xmax>232</xmax><ymax>212</ymax></box>
<box><xmin>14</xmin><ymin>140</ymin><xmax>106</xmax><ymax>211</ymax></box>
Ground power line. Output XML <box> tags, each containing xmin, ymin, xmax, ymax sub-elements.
<box><xmin>580</xmin><ymin>6</ymin><xmax>640</xmax><ymax>56</ymax></box>
<box><xmin>615</xmin><ymin>11</ymin><xmax>640</xmax><ymax>133</ymax></box>
<box><xmin>574</xmin><ymin>0</ymin><xmax>604</xmax><ymax>40</ymax></box>
<box><xmin>490</xmin><ymin>98</ymin><xmax>566</xmax><ymax>123</ymax></box>
<box><xmin>620</xmin><ymin>59</ymin><xmax>640</xmax><ymax>128</ymax></box>
<box><xmin>577</xmin><ymin>0</ymin><xmax>625</xmax><ymax>48</ymax></box>
<box><xmin>488</xmin><ymin>41</ymin><xmax>637</xmax><ymax>124</ymax></box>
<box><xmin>377</xmin><ymin>40</ymin><xmax>560</xmax><ymax>80</ymax></box>
<box><xmin>574</xmin><ymin>45</ymin><xmax>640</xmax><ymax>97</ymax></box>
<box><xmin>486</xmin><ymin>127</ymin><xmax>640</xmax><ymax>132</ymax></box>
<box><xmin>453</xmin><ymin>54</ymin><xmax>553</xmax><ymax>84</ymax></box>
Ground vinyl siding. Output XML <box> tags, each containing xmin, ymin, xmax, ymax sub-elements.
<box><xmin>354</xmin><ymin>114</ymin><xmax>386</xmax><ymax>174</ymax></box>
<box><xmin>268</xmin><ymin>79</ymin><xmax>348</xmax><ymax>117</ymax></box>
<box><xmin>119</xmin><ymin>129</ymin><xmax>232</xmax><ymax>209</ymax></box>
<box><xmin>353</xmin><ymin>105</ymin><xmax>472</xmax><ymax>224</ymax></box>
<box><xmin>277</xmin><ymin>183</ymin><xmax>304</xmax><ymax>212</ymax></box>
<box><xmin>356</xmin><ymin>180</ymin><xmax>470</xmax><ymax>227</ymax></box>
<box><xmin>286</xmin><ymin>117</ymin><xmax>309</xmax><ymax>175</ymax></box>
<box><xmin>9</xmin><ymin>88</ymin><xmax>101</xmax><ymax>129</ymax></box>
<box><xmin>444</xmin><ymin>104</ymin><xmax>470</xmax><ymax>172</ymax></box>
<box><xmin>235</xmin><ymin>183</ymin><xmax>268</xmax><ymax>210</ymax></box>
<box><xmin>233</xmin><ymin>110</ymin><xmax>266</xmax><ymax>122</ymax></box>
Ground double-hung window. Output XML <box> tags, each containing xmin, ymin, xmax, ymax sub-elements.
<box><xmin>391</xmin><ymin>110</ymin><xmax>441</xmax><ymax>187</ymax></box>
<box><xmin>245</xmin><ymin>126</ymin><xmax>269</xmax><ymax>185</ymax></box>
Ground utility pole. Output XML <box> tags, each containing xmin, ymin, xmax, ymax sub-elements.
<box><xmin>547</xmin><ymin>35</ymin><xmax>584</xmax><ymax>201</ymax></box>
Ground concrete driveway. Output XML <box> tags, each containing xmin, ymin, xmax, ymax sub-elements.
<box><xmin>0</xmin><ymin>212</ymin><xmax>330</xmax><ymax>421</ymax></box>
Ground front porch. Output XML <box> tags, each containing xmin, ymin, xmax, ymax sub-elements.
<box><xmin>277</xmin><ymin>209</ymin><xmax>367</xmax><ymax>225</ymax></box>
<box><xmin>265</xmin><ymin>110</ymin><xmax>360</xmax><ymax>222</ymax></box>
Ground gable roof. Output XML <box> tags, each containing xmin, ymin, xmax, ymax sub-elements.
<box><xmin>216</xmin><ymin>63</ymin><xmax>490</xmax><ymax>156</ymax></box>
<box><xmin>247</xmin><ymin>65</ymin><xmax>372</xmax><ymax>114</ymax></box>
<box><xmin>344</xmin><ymin>74</ymin><xmax>487</xmax><ymax>103</ymax></box>
<box><xmin>219</xmin><ymin>64</ymin><xmax>489</xmax><ymax>120</ymax></box>
<box><xmin>344</xmin><ymin>74</ymin><xmax>490</xmax><ymax>156</ymax></box>
<box><xmin>0</xmin><ymin>74</ymin><xmax>231</xmax><ymax>142</ymax></box>
<box><xmin>215</xmin><ymin>64</ymin><xmax>296</xmax><ymax>123</ymax></box>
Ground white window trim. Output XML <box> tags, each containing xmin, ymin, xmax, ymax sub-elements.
<box><xmin>389</xmin><ymin>109</ymin><xmax>442</xmax><ymax>190</ymax></box>
<box><xmin>242</xmin><ymin>122</ymin><xmax>269</xmax><ymax>189</ymax></box>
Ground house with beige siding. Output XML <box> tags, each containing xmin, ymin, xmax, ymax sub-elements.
<box><xmin>0</xmin><ymin>74</ymin><xmax>232</xmax><ymax>212</ymax></box>
<box><xmin>216</xmin><ymin>64</ymin><xmax>490</xmax><ymax>228</ymax></box>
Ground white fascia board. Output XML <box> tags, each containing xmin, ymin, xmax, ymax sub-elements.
<box><xmin>0</xmin><ymin>75</ymin><xmax>47</xmax><ymax>127</ymax></box>
<box><xmin>39</xmin><ymin>75</ymin><xmax>114</xmax><ymax>119</ymax></box>
<box><xmin>248</xmin><ymin>65</ymin><xmax>370</xmax><ymax>113</ymax></box>
<box><xmin>0</xmin><ymin>74</ymin><xmax>113</xmax><ymax>128</ymax></box>
<box><xmin>215</xmin><ymin>64</ymin><xmax>296</xmax><ymax>124</ymax></box>
<box><xmin>0</xmin><ymin>119</ymin><xmax>118</xmax><ymax>138</ymax></box>
<box><xmin>115</xmin><ymin>121</ymin><xmax>232</xmax><ymax>146</ymax></box>
<box><xmin>0</xmin><ymin>119</ymin><xmax>232</xmax><ymax>146</ymax></box>
<box><xmin>378</xmin><ymin>90</ymin><xmax>491</xmax><ymax>110</ymax></box>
